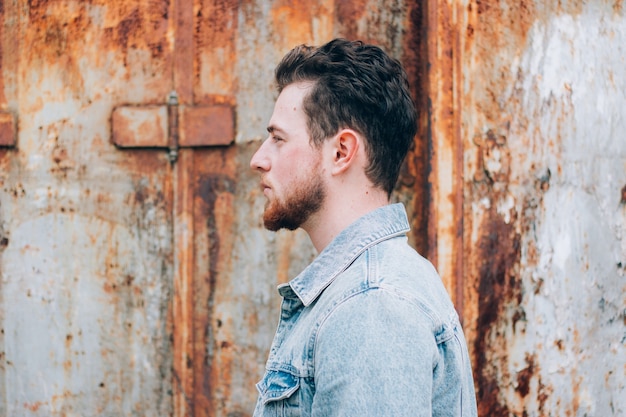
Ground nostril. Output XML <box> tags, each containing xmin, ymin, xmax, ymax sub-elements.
<box><xmin>250</xmin><ymin>154</ymin><xmax>262</xmax><ymax>171</ymax></box>
<box><xmin>250</xmin><ymin>151</ymin><xmax>269</xmax><ymax>172</ymax></box>
<box><xmin>250</xmin><ymin>151</ymin><xmax>261</xmax><ymax>170</ymax></box>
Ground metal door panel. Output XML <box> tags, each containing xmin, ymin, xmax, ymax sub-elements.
<box><xmin>459</xmin><ymin>1</ymin><xmax>626</xmax><ymax>416</ymax></box>
<box><xmin>1</xmin><ymin>0</ymin><xmax>174</xmax><ymax>414</ymax></box>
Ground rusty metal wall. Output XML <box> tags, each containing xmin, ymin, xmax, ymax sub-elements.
<box><xmin>2</xmin><ymin>0</ymin><xmax>623</xmax><ymax>416</ymax></box>
<box><xmin>0</xmin><ymin>0</ymin><xmax>175</xmax><ymax>415</ymax></box>
<box><xmin>458</xmin><ymin>0</ymin><xmax>626</xmax><ymax>415</ymax></box>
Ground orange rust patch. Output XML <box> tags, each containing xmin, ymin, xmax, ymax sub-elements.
<box><xmin>516</xmin><ymin>353</ymin><xmax>537</xmax><ymax>398</ymax></box>
<box><xmin>23</xmin><ymin>401</ymin><xmax>46</xmax><ymax>412</ymax></box>
<box><xmin>336</xmin><ymin>0</ymin><xmax>368</xmax><ymax>40</ymax></box>
<box><xmin>194</xmin><ymin>0</ymin><xmax>239</xmax><ymax>104</ymax></box>
<box><xmin>270</xmin><ymin>1</ymin><xmax>321</xmax><ymax>46</ymax></box>
<box><xmin>99</xmin><ymin>1</ymin><xmax>170</xmax><ymax>61</ymax></box>
<box><xmin>179</xmin><ymin>105</ymin><xmax>235</xmax><ymax>147</ymax></box>
<box><xmin>471</xmin><ymin>208</ymin><xmax>522</xmax><ymax>416</ymax></box>
<box><xmin>465</xmin><ymin>0</ymin><xmax>537</xmax><ymax>124</ymax></box>
<box><xmin>396</xmin><ymin>0</ymin><xmax>430</xmax><ymax>256</ymax></box>
<box><xmin>190</xmin><ymin>147</ymin><xmax>238</xmax><ymax>417</ymax></box>
<box><xmin>0</xmin><ymin>112</ymin><xmax>16</xmax><ymax>146</ymax></box>
<box><xmin>112</xmin><ymin>106</ymin><xmax>168</xmax><ymax>148</ymax></box>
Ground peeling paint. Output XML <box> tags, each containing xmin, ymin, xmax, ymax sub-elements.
<box><xmin>463</xmin><ymin>0</ymin><xmax>626</xmax><ymax>415</ymax></box>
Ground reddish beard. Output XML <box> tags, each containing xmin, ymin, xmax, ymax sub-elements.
<box><xmin>263</xmin><ymin>173</ymin><xmax>326</xmax><ymax>231</ymax></box>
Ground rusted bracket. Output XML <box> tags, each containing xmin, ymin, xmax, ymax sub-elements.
<box><xmin>0</xmin><ymin>112</ymin><xmax>17</xmax><ymax>147</ymax></box>
<box><xmin>111</xmin><ymin>92</ymin><xmax>235</xmax><ymax>160</ymax></box>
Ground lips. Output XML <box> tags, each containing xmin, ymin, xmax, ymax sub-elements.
<box><xmin>260</xmin><ymin>180</ymin><xmax>271</xmax><ymax>195</ymax></box>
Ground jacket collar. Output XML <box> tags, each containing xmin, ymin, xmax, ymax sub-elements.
<box><xmin>278</xmin><ymin>203</ymin><xmax>410</xmax><ymax>306</ymax></box>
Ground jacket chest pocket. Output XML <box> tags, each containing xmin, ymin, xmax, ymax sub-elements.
<box><xmin>255</xmin><ymin>370</ymin><xmax>302</xmax><ymax>417</ymax></box>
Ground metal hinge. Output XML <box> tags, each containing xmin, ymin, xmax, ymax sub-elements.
<box><xmin>167</xmin><ymin>91</ymin><xmax>180</xmax><ymax>164</ymax></box>
<box><xmin>111</xmin><ymin>91</ymin><xmax>235</xmax><ymax>163</ymax></box>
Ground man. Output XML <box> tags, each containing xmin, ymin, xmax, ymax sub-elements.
<box><xmin>250</xmin><ymin>38</ymin><xmax>477</xmax><ymax>416</ymax></box>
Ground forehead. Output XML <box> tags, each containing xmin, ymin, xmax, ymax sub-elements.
<box><xmin>268</xmin><ymin>82</ymin><xmax>313</xmax><ymax>134</ymax></box>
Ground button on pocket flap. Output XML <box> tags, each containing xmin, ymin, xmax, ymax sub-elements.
<box><xmin>256</xmin><ymin>370</ymin><xmax>300</xmax><ymax>404</ymax></box>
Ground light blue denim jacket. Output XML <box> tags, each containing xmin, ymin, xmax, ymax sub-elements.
<box><xmin>254</xmin><ymin>204</ymin><xmax>478</xmax><ymax>416</ymax></box>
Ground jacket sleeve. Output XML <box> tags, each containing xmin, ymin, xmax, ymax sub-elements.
<box><xmin>311</xmin><ymin>287</ymin><xmax>438</xmax><ymax>417</ymax></box>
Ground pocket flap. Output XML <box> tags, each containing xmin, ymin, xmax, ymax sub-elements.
<box><xmin>256</xmin><ymin>370</ymin><xmax>300</xmax><ymax>404</ymax></box>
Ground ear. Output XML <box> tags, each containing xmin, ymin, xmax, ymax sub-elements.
<box><xmin>329</xmin><ymin>129</ymin><xmax>360</xmax><ymax>176</ymax></box>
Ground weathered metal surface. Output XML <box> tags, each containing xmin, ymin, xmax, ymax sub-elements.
<box><xmin>111</xmin><ymin>105</ymin><xmax>234</xmax><ymax>149</ymax></box>
<box><xmin>173</xmin><ymin>148</ymin><xmax>195</xmax><ymax>417</ymax></box>
<box><xmin>0</xmin><ymin>112</ymin><xmax>16</xmax><ymax>146</ymax></box>
<box><xmin>1</xmin><ymin>0</ymin><xmax>175</xmax><ymax>415</ymax></box>
<box><xmin>421</xmin><ymin>0</ymin><xmax>465</xmax><ymax>312</ymax></box>
<box><xmin>4</xmin><ymin>0</ymin><xmax>624</xmax><ymax>416</ymax></box>
<box><xmin>179</xmin><ymin>106</ymin><xmax>235</xmax><ymax>147</ymax></box>
<box><xmin>112</xmin><ymin>106</ymin><xmax>169</xmax><ymax>148</ymax></box>
<box><xmin>458</xmin><ymin>0</ymin><xmax>626</xmax><ymax>415</ymax></box>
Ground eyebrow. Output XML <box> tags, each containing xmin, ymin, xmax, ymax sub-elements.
<box><xmin>267</xmin><ymin>125</ymin><xmax>286</xmax><ymax>135</ymax></box>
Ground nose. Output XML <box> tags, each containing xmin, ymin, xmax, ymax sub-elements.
<box><xmin>250</xmin><ymin>137</ymin><xmax>270</xmax><ymax>172</ymax></box>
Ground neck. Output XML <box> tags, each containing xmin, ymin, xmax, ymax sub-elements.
<box><xmin>302</xmin><ymin>186</ymin><xmax>389</xmax><ymax>253</ymax></box>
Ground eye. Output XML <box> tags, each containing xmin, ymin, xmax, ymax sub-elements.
<box><xmin>271</xmin><ymin>135</ymin><xmax>284</xmax><ymax>143</ymax></box>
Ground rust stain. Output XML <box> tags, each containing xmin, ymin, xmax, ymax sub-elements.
<box><xmin>516</xmin><ymin>353</ymin><xmax>537</xmax><ymax>398</ymax></box>
<box><xmin>0</xmin><ymin>112</ymin><xmax>16</xmax><ymax>146</ymax></box>
<box><xmin>335</xmin><ymin>0</ymin><xmax>368</xmax><ymax>40</ymax></box>
<box><xmin>100</xmin><ymin>1</ymin><xmax>170</xmax><ymax>63</ymax></box>
<box><xmin>397</xmin><ymin>0</ymin><xmax>430</xmax><ymax>256</ymax></box>
<box><xmin>50</xmin><ymin>138</ymin><xmax>75</xmax><ymax>179</ymax></box>
<box><xmin>195</xmin><ymin>0</ymin><xmax>239</xmax><ymax>103</ymax></box>
<box><xmin>198</xmin><ymin>173</ymin><xmax>236</xmax><ymax>414</ymax></box>
<box><xmin>466</xmin><ymin>126</ymin><xmax>559</xmax><ymax>414</ymax></box>
<box><xmin>6</xmin><ymin>182</ymin><xmax>26</xmax><ymax>199</ymax></box>
<box><xmin>0</xmin><ymin>0</ymin><xmax>7</xmax><ymax>107</ymax></box>
<box><xmin>476</xmin><ymin>129</ymin><xmax>511</xmax><ymax>184</ymax></box>
<box><xmin>111</xmin><ymin>106</ymin><xmax>168</xmax><ymax>148</ymax></box>
<box><xmin>270</xmin><ymin>0</ymin><xmax>328</xmax><ymax>47</ymax></box>
<box><xmin>0</xmin><ymin>33</ymin><xmax>3</xmax><ymax>110</ymax></box>
<box><xmin>471</xmin><ymin>208</ymin><xmax>522</xmax><ymax>416</ymax></box>
<box><xmin>620</xmin><ymin>184</ymin><xmax>626</xmax><ymax>205</ymax></box>
<box><xmin>115</xmin><ymin>150</ymin><xmax>172</xmax><ymax>183</ymax></box>
<box><xmin>24</xmin><ymin>0</ymin><xmax>88</xmax><ymax>96</ymax></box>
<box><xmin>23</xmin><ymin>401</ymin><xmax>46</xmax><ymax>412</ymax></box>
<box><xmin>465</xmin><ymin>0</ymin><xmax>536</xmax><ymax>124</ymax></box>
<box><xmin>465</xmin><ymin>121</ymin><xmax>555</xmax><ymax>415</ymax></box>
<box><xmin>191</xmin><ymin>147</ymin><xmax>238</xmax><ymax>417</ymax></box>
<box><xmin>419</xmin><ymin>0</ymin><xmax>466</xmax><ymax>312</ymax></box>
<box><xmin>179</xmin><ymin>105</ymin><xmax>235</xmax><ymax>147</ymax></box>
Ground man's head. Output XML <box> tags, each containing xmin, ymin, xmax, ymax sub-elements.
<box><xmin>274</xmin><ymin>38</ymin><xmax>418</xmax><ymax>197</ymax></box>
<box><xmin>250</xmin><ymin>39</ymin><xmax>417</xmax><ymax>235</ymax></box>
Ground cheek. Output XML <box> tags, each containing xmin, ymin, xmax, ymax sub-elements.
<box><xmin>273</xmin><ymin>145</ymin><xmax>322</xmax><ymax>185</ymax></box>
<box><xmin>277</xmin><ymin>149</ymin><xmax>307</xmax><ymax>176</ymax></box>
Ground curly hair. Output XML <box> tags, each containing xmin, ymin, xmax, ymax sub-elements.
<box><xmin>275</xmin><ymin>38</ymin><xmax>418</xmax><ymax>197</ymax></box>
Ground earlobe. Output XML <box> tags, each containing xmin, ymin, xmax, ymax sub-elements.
<box><xmin>331</xmin><ymin>129</ymin><xmax>359</xmax><ymax>175</ymax></box>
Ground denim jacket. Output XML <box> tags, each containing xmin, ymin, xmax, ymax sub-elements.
<box><xmin>254</xmin><ymin>204</ymin><xmax>478</xmax><ymax>416</ymax></box>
